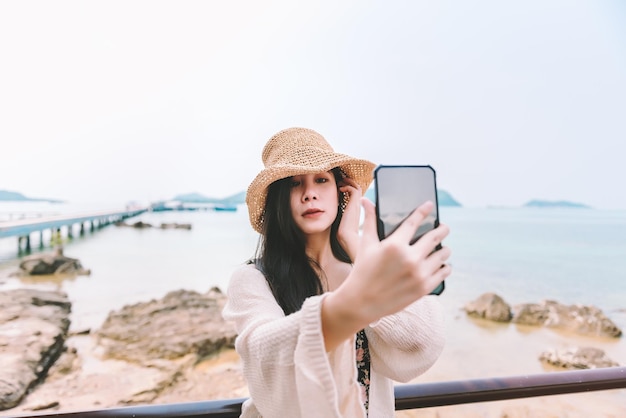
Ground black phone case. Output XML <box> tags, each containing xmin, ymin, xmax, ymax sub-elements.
<box><xmin>373</xmin><ymin>165</ymin><xmax>445</xmax><ymax>295</ymax></box>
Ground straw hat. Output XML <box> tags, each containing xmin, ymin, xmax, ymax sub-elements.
<box><xmin>246</xmin><ymin>127</ymin><xmax>376</xmax><ymax>233</ymax></box>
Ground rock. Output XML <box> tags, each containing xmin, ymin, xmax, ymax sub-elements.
<box><xmin>510</xmin><ymin>302</ymin><xmax>550</xmax><ymax>326</ymax></box>
<box><xmin>464</xmin><ymin>292</ymin><xmax>512</xmax><ymax>322</ymax></box>
<box><xmin>26</xmin><ymin>400</ymin><xmax>60</xmax><ymax>411</ymax></box>
<box><xmin>7</xmin><ymin>344</ymin><xmax>246</xmax><ymax>414</ymax></box>
<box><xmin>69</xmin><ymin>328</ymin><xmax>91</xmax><ymax>336</ymax></box>
<box><xmin>96</xmin><ymin>288</ymin><xmax>236</xmax><ymax>365</ymax></box>
<box><xmin>512</xmin><ymin>300</ymin><xmax>622</xmax><ymax>338</ymax></box>
<box><xmin>16</xmin><ymin>249</ymin><xmax>91</xmax><ymax>276</ymax></box>
<box><xmin>539</xmin><ymin>346</ymin><xmax>620</xmax><ymax>369</ymax></box>
<box><xmin>115</xmin><ymin>221</ymin><xmax>153</xmax><ymax>228</ymax></box>
<box><xmin>115</xmin><ymin>221</ymin><xmax>192</xmax><ymax>230</ymax></box>
<box><xmin>160</xmin><ymin>223</ymin><xmax>192</xmax><ymax>230</ymax></box>
<box><xmin>131</xmin><ymin>221</ymin><xmax>153</xmax><ymax>228</ymax></box>
<box><xmin>464</xmin><ymin>293</ymin><xmax>623</xmax><ymax>339</ymax></box>
<box><xmin>0</xmin><ymin>289</ymin><xmax>71</xmax><ymax>411</ymax></box>
<box><xmin>48</xmin><ymin>346</ymin><xmax>81</xmax><ymax>377</ymax></box>
<box><xmin>4</xmin><ymin>287</ymin><xmax>239</xmax><ymax>414</ymax></box>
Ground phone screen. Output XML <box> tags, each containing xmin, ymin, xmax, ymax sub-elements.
<box><xmin>374</xmin><ymin>165</ymin><xmax>444</xmax><ymax>295</ymax></box>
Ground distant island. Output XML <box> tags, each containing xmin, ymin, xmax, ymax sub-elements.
<box><xmin>363</xmin><ymin>187</ymin><xmax>461</xmax><ymax>207</ymax></box>
<box><xmin>173</xmin><ymin>188</ymin><xmax>463</xmax><ymax>207</ymax></box>
<box><xmin>438</xmin><ymin>190</ymin><xmax>462</xmax><ymax>207</ymax></box>
<box><xmin>171</xmin><ymin>191</ymin><xmax>246</xmax><ymax>206</ymax></box>
<box><xmin>523</xmin><ymin>199</ymin><xmax>591</xmax><ymax>209</ymax></box>
<box><xmin>0</xmin><ymin>190</ymin><xmax>63</xmax><ymax>203</ymax></box>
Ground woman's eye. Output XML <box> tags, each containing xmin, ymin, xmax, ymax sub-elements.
<box><xmin>290</xmin><ymin>180</ymin><xmax>301</xmax><ymax>187</ymax></box>
<box><xmin>316</xmin><ymin>178</ymin><xmax>328</xmax><ymax>184</ymax></box>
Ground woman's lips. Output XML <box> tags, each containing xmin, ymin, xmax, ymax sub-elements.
<box><xmin>302</xmin><ymin>208</ymin><xmax>323</xmax><ymax>217</ymax></box>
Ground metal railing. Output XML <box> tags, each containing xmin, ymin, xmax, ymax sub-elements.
<box><xmin>5</xmin><ymin>366</ymin><xmax>625</xmax><ymax>418</ymax></box>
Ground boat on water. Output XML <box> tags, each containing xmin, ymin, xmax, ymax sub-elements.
<box><xmin>213</xmin><ymin>205</ymin><xmax>237</xmax><ymax>212</ymax></box>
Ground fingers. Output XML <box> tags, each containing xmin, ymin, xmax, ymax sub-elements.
<box><xmin>339</xmin><ymin>180</ymin><xmax>361</xmax><ymax>198</ymax></box>
<box><xmin>389</xmin><ymin>201</ymin><xmax>434</xmax><ymax>244</ymax></box>
<box><xmin>426</xmin><ymin>262</ymin><xmax>452</xmax><ymax>294</ymax></box>
<box><xmin>423</xmin><ymin>245</ymin><xmax>452</xmax><ymax>276</ymax></box>
<box><xmin>339</xmin><ymin>179</ymin><xmax>362</xmax><ymax>208</ymax></box>
<box><xmin>339</xmin><ymin>176</ymin><xmax>360</xmax><ymax>189</ymax></box>
<box><xmin>359</xmin><ymin>197</ymin><xmax>378</xmax><ymax>246</ymax></box>
<box><xmin>413</xmin><ymin>222</ymin><xmax>450</xmax><ymax>254</ymax></box>
<box><xmin>416</xmin><ymin>245</ymin><xmax>452</xmax><ymax>295</ymax></box>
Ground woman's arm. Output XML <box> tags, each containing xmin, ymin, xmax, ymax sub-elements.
<box><xmin>366</xmin><ymin>295</ymin><xmax>445</xmax><ymax>382</ymax></box>
<box><xmin>222</xmin><ymin>264</ymin><xmax>302</xmax><ymax>365</ymax></box>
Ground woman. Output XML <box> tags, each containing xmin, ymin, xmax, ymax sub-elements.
<box><xmin>222</xmin><ymin>127</ymin><xmax>451</xmax><ymax>417</ymax></box>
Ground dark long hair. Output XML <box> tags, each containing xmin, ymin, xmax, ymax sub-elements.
<box><xmin>251</xmin><ymin>167</ymin><xmax>351</xmax><ymax>315</ymax></box>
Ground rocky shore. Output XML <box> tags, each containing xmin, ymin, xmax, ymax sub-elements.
<box><xmin>464</xmin><ymin>292</ymin><xmax>623</xmax><ymax>338</ymax></box>
<box><xmin>464</xmin><ymin>292</ymin><xmax>622</xmax><ymax>369</ymax></box>
<box><xmin>1</xmin><ymin>287</ymin><xmax>245</xmax><ymax>415</ymax></box>
<box><xmin>0</xmin><ymin>289</ymin><xmax>71</xmax><ymax>411</ymax></box>
<box><xmin>1</xmin><ymin>287</ymin><xmax>623</xmax><ymax>417</ymax></box>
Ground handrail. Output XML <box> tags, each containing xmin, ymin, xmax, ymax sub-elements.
<box><xmin>4</xmin><ymin>367</ymin><xmax>625</xmax><ymax>418</ymax></box>
<box><xmin>394</xmin><ymin>365</ymin><xmax>626</xmax><ymax>410</ymax></box>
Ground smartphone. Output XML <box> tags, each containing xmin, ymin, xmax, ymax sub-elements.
<box><xmin>374</xmin><ymin>165</ymin><xmax>445</xmax><ymax>295</ymax></box>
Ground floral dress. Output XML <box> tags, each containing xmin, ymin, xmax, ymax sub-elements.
<box><xmin>355</xmin><ymin>329</ymin><xmax>371</xmax><ymax>415</ymax></box>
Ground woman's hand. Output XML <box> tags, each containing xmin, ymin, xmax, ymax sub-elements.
<box><xmin>322</xmin><ymin>198</ymin><xmax>452</xmax><ymax>351</ymax></box>
<box><xmin>337</xmin><ymin>177</ymin><xmax>363</xmax><ymax>262</ymax></box>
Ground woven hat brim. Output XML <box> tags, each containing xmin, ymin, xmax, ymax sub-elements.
<box><xmin>246</xmin><ymin>154</ymin><xmax>376</xmax><ymax>233</ymax></box>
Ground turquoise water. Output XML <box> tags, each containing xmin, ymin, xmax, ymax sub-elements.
<box><xmin>1</xmin><ymin>202</ymin><xmax>625</xmax><ymax>391</ymax></box>
<box><xmin>441</xmin><ymin>207</ymin><xmax>626</xmax><ymax>312</ymax></box>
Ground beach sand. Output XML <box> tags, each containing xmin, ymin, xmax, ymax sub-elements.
<box><xmin>5</xmin><ymin>329</ymin><xmax>624</xmax><ymax>418</ymax></box>
<box><xmin>394</xmin><ymin>310</ymin><xmax>626</xmax><ymax>417</ymax></box>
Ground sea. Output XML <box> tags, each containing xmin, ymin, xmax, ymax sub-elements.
<box><xmin>1</xmin><ymin>201</ymin><xmax>625</xmax><ymax>413</ymax></box>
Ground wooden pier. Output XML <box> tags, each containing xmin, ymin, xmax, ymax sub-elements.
<box><xmin>0</xmin><ymin>208</ymin><xmax>147</xmax><ymax>252</ymax></box>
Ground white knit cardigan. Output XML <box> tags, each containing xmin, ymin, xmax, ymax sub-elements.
<box><xmin>222</xmin><ymin>263</ymin><xmax>445</xmax><ymax>418</ymax></box>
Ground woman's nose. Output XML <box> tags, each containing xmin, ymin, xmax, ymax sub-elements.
<box><xmin>302</xmin><ymin>184</ymin><xmax>318</xmax><ymax>201</ymax></box>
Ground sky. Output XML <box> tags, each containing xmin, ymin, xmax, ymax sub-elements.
<box><xmin>1</xmin><ymin>1</ymin><xmax>625</xmax><ymax>209</ymax></box>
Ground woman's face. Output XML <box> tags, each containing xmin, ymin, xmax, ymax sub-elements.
<box><xmin>289</xmin><ymin>171</ymin><xmax>339</xmax><ymax>236</ymax></box>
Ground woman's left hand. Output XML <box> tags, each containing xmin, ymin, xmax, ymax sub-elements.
<box><xmin>337</xmin><ymin>177</ymin><xmax>363</xmax><ymax>261</ymax></box>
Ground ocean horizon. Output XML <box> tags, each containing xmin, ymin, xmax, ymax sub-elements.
<box><xmin>1</xmin><ymin>200</ymin><xmax>625</xmax><ymax>325</ymax></box>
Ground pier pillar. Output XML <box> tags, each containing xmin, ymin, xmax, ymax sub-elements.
<box><xmin>51</xmin><ymin>228</ymin><xmax>62</xmax><ymax>248</ymax></box>
<box><xmin>67</xmin><ymin>224</ymin><xmax>74</xmax><ymax>239</ymax></box>
<box><xmin>39</xmin><ymin>231</ymin><xmax>44</xmax><ymax>249</ymax></box>
<box><xmin>18</xmin><ymin>235</ymin><xmax>31</xmax><ymax>253</ymax></box>
<box><xmin>80</xmin><ymin>222</ymin><xmax>85</xmax><ymax>236</ymax></box>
